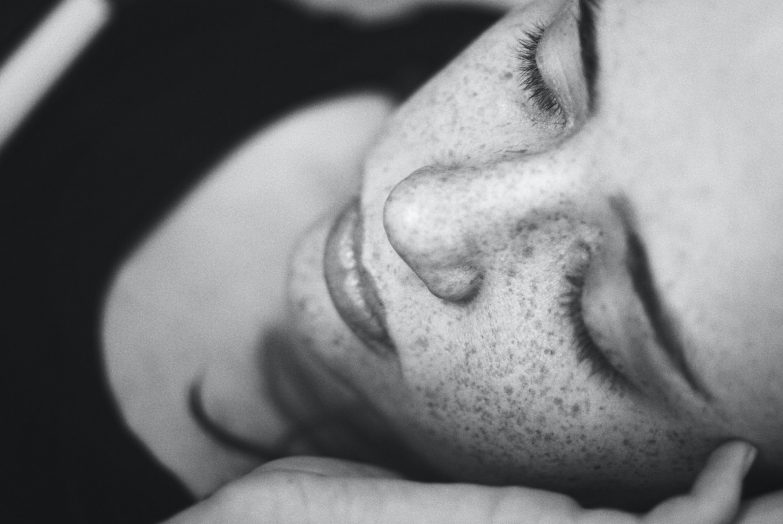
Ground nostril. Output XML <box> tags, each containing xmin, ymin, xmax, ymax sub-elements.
<box><xmin>424</xmin><ymin>265</ymin><xmax>484</xmax><ymax>302</ymax></box>
<box><xmin>380</xmin><ymin>151</ymin><xmax>588</xmax><ymax>303</ymax></box>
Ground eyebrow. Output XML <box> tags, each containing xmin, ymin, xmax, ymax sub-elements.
<box><xmin>578</xmin><ymin>0</ymin><xmax>602</xmax><ymax>111</ymax></box>
<box><xmin>610</xmin><ymin>198</ymin><xmax>713</xmax><ymax>400</ymax></box>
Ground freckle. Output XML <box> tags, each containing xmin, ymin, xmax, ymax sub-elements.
<box><xmin>571</xmin><ymin>404</ymin><xmax>580</xmax><ymax>416</ymax></box>
<box><xmin>415</xmin><ymin>336</ymin><xmax>429</xmax><ymax>349</ymax></box>
<box><xmin>504</xmin><ymin>385</ymin><xmax>514</xmax><ymax>396</ymax></box>
<box><xmin>501</xmin><ymin>71</ymin><xmax>512</xmax><ymax>80</ymax></box>
<box><xmin>553</xmin><ymin>397</ymin><xmax>563</xmax><ymax>406</ymax></box>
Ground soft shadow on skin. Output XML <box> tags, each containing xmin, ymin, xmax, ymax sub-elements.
<box><xmin>188</xmin><ymin>325</ymin><xmax>441</xmax><ymax>481</ymax></box>
<box><xmin>189</xmin><ymin>325</ymin><xmax>775</xmax><ymax>512</ymax></box>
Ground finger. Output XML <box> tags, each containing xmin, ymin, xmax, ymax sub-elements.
<box><xmin>166</xmin><ymin>469</ymin><xmax>584</xmax><ymax>524</ymax></box>
<box><xmin>643</xmin><ymin>441</ymin><xmax>757</xmax><ymax>524</ymax></box>
<box><xmin>256</xmin><ymin>455</ymin><xmax>403</xmax><ymax>479</ymax></box>
<box><xmin>736</xmin><ymin>490</ymin><xmax>783</xmax><ymax>524</ymax></box>
<box><xmin>246</xmin><ymin>474</ymin><xmax>583</xmax><ymax>524</ymax></box>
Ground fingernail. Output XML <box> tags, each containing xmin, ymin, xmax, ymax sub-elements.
<box><xmin>740</xmin><ymin>443</ymin><xmax>757</xmax><ymax>475</ymax></box>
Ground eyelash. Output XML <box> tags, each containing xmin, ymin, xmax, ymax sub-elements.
<box><xmin>517</xmin><ymin>24</ymin><xmax>566</xmax><ymax>122</ymax></box>
<box><xmin>561</xmin><ymin>272</ymin><xmax>625</xmax><ymax>390</ymax></box>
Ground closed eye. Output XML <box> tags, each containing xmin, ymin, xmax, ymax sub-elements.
<box><xmin>516</xmin><ymin>24</ymin><xmax>566</xmax><ymax>123</ymax></box>
<box><xmin>561</xmin><ymin>271</ymin><xmax>627</xmax><ymax>391</ymax></box>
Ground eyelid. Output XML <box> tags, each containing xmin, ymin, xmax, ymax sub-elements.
<box><xmin>535</xmin><ymin>9</ymin><xmax>591</xmax><ymax>124</ymax></box>
<box><xmin>576</xmin><ymin>219</ymin><xmax>707</xmax><ymax>407</ymax></box>
<box><xmin>563</xmin><ymin>269</ymin><xmax>628</xmax><ymax>391</ymax></box>
<box><xmin>517</xmin><ymin>24</ymin><xmax>567</xmax><ymax>124</ymax></box>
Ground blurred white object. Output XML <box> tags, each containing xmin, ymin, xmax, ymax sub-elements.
<box><xmin>281</xmin><ymin>0</ymin><xmax>514</xmax><ymax>22</ymax></box>
<box><xmin>0</xmin><ymin>0</ymin><xmax>110</xmax><ymax>152</ymax></box>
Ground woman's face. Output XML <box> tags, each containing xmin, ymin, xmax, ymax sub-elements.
<box><xmin>287</xmin><ymin>0</ymin><xmax>783</xmax><ymax>504</ymax></box>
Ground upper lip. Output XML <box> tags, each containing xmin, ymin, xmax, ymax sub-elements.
<box><xmin>323</xmin><ymin>199</ymin><xmax>395</xmax><ymax>356</ymax></box>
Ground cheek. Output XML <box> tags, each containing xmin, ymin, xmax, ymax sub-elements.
<box><xmin>371</xmin><ymin>265</ymin><xmax>716</xmax><ymax>502</ymax></box>
<box><xmin>381</xmin><ymin>283</ymin><xmax>598</xmax><ymax>483</ymax></box>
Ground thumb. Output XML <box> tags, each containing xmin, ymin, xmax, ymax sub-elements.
<box><xmin>643</xmin><ymin>440</ymin><xmax>757</xmax><ymax>524</ymax></box>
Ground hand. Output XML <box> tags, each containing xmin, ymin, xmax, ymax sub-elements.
<box><xmin>164</xmin><ymin>441</ymin><xmax>757</xmax><ymax>524</ymax></box>
<box><xmin>736</xmin><ymin>488</ymin><xmax>783</xmax><ymax>524</ymax></box>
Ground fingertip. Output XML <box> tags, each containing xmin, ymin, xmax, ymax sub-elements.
<box><xmin>699</xmin><ymin>441</ymin><xmax>755</xmax><ymax>483</ymax></box>
<box><xmin>740</xmin><ymin>443</ymin><xmax>758</xmax><ymax>476</ymax></box>
<box><xmin>684</xmin><ymin>441</ymin><xmax>757</xmax><ymax>523</ymax></box>
<box><xmin>708</xmin><ymin>441</ymin><xmax>757</xmax><ymax>482</ymax></box>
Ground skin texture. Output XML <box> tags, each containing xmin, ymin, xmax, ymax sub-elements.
<box><xmin>286</xmin><ymin>0</ymin><xmax>783</xmax><ymax>506</ymax></box>
<box><xmin>164</xmin><ymin>442</ymin><xmax>760</xmax><ymax>524</ymax></box>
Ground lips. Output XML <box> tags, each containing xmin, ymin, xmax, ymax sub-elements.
<box><xmin>324</xmin><ymin>199</ymin><xmax>395</xmax><ymax>356</ymax></box>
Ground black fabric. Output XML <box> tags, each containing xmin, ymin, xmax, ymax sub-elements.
<box><xmin>2</xmin><ymin>1</ymin><xmax>497</xmax><ymax>522</ymax></box>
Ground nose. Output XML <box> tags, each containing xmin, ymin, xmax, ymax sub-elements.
<box><xmin>383</xmin><ymin>153</ymin><xmax>585</xmax><ymax>302</ymax></box>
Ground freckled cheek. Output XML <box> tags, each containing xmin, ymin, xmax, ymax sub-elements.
<box><xmin>358</xmin><ymin>259</ymin><xmax>716</xmax><ymax>491</ymax></box>
<box><xmin>375</xmin><ymin>248</ymin><xmax>566</xmax><ymax>397</ymax></box>
<box><xmin>401</xmin><ymin>328</ymin><xmax>578</xmax><ymax>428</ymax></box>
<box><xmin>375</xmin><ymin>291</ymin><xmax>585</xmax><ymax>441</ymax></box>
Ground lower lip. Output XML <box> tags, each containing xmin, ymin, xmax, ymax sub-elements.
<box><xmin>323</xmin><ymin>199</ymin><xmax>395</xmax><ymax>356</ymax></box>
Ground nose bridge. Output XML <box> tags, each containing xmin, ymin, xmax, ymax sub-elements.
<box><xmin>382</xmin><ymin>152</ymin><xmax>585</xmax><ymax>301</ymax></box>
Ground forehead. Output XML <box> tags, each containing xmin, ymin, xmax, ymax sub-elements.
<box><xmin>595</xmin><ymin>0</ymin><xmax>783</xmax><ymax>306</ymax></box>
<box><xmin>590</xmin><ymin>0</ymin><xmax>783</xmax><ymax>429</ymax></box>
<box><xmin>600</xmin><ymin>0</ymin><xmax>783</xmax><ymax>128</ymax></box>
